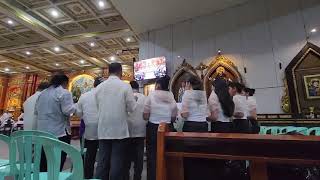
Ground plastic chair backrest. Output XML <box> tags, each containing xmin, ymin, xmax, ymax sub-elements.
<box><xmin>306</xmin><ymin>127</ymin><xmax>320</xmax><ymax>135</ymax></box>
<box><xmin>11</xmin><ymin>130</ymin><xmax>57</xmax><ymax>139</ymax></box>
<box><xmin>10</xmin><ymin>135</ymin><xmax>84</xmax><ymax>180</ymax></box>
<box><xmin>294</xmin><ymin>127</ymin><xmax>308</xmax><ymax>135</ymax></box>
<box><xmin>0</xmin><ymin>134</ymin><xmax>10</xmax><ymax>145</ymax></box>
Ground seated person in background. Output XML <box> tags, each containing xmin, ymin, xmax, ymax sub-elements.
<box><xmin>23</xmin><ymin>82</ymin><xmax>49</xmax><ymax>130</ymax></box>
<box><xmin>76</xmin><ymin>77</ymin><xmax>103</xmax><ymax>179</ymax></box>
<box><xmin>14</xmin><ymin>109</ymin><xmax>24</xmax><ymax>128</ymax></box>
<box><xmin>181</xmin><ymin>75</ymin><xmax>209</xmax><ymax>132</ymax></box>
<box><xmin>17</xmin><ymin>109</ymin><xmax>24</xmax><ymax>121</ymax></box>
<box><xmin>232</xmin><ymin>83</ymin><xmax>250</xmax><ymax>133</ymax></box>
<box><xmin>125</xmin><ymin>81</ymin><xmax>147</xmax><ymax>180</ymax></box>
<box><xmin>0</xmin><ymin>110</ymin><xmax>13</xmax><ymax>127</ymax></box>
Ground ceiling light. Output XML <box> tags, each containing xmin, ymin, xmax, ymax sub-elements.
<box><xmin>311</xmin><ymin>28</ymin><xmax>317</xmax><ymax>33</ymax></box>
<box><xmin>126</xmin><ymin>37</ymin><xmax>132</xmax><ymax>42</ymax></box>
<box><xmin>98</xmin><ymin>0</ymin><xmax>105</xmax><ymax>7</ymax></box>
<box><xmin>177</xmin><ymin>56</ymin><xmax>181</xmax><ymax>58</ymax></box>
<box><xmin>50</xmin><ymin>9</ymin><xmax>59</xmax><ymax>18</ymax></box>
<box><xmin>218</xmin><ymin>49</ymin><xmax>222</xmax><ymax>53</ymax></box>
<box><xmin>80</xmin><ymin>60</ymin><xmax>85</xmax><ymax>64</ymax></box>
<box><xmin>89</xmin><ymin>42</ymin><xmax>95</xmax><ymax>47</ymax></box>
<box><xmin>4</xmin><ymin>68</ymin><xmax>9</xmax><ymax>72</ymax></box>
<box><xmin>7</xmin><ymin>20</ymin><xmax>13</xmax><ymax>25</ymax></box>
<box><xmin>25</xmin><ymin>66</ymin><xmax>30</xmax><ymax>69</ymax></box>
<box><xmin>25</xmin><ymin>51</ymin><xmax>31</xmax><ymax>55</ymax></box>
<box><xmin>53</xmin><ymin>46</ymin><xmax>60</xmax><ymax>52</ymax></box>
<box><xmin>110</xmin><ymin>56</ymin><xmax>116</xmax><ymax>61</ymax></box>
<box><xmin>55</xmin><ymin>63</ymin><xmax>60</xmax><ymax>66</ymax></box>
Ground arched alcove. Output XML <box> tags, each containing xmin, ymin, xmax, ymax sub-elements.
<box><xmin>170</xmin><ymin>59</ymin><xmax>199</xmax><ymax>102</ymax></box>
<box><xmin>203</xmin><ymin>54</ymin><xmax>242</xmax><ymax>97</ymax></box>
<box><xmin>68</xmin><ymin>74</ymin><xmax>95</xmax><ymax>103</ymax></box>
<box><xmin>285</xmin><ymin>42</ymin><xmax>320</xmax><ymax>115</ymax></box>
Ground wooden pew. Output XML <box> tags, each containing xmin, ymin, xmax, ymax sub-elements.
<box><xmin>157</xmin><ymin>122</ymin><xmax>320</xmax><ymax>180</ymax></box>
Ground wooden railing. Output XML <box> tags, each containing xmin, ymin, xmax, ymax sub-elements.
<box><xmin>157</xmin><ymin>122</ymin><xmax>320</xmax><ymax>180</ymax></box>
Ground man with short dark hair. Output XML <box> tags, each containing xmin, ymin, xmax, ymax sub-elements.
<box><xmin>76</xmin><ymin>77</ymin><xmax>103</xmax><ymax>179</ymax></box>
<box><xmin>95</xmin><ymin>63</ymin><xmax>136</xmax><ymax>180</ymax></box>
<box><xmin>125</xmin><ymin>81</ymin><xmax>146</xmax><ymax>180</ymax></box>
<box><xmin>23</xmin><ymin>82</ymin><xmax>49</xmax><ymax>130</ymax></box>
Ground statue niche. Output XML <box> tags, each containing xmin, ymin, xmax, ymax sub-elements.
<box><xmin>203</xmin><ymin>54</ymin><xmax>242</xmax><ymax>97</ymax></box>
<box><xmin>170</xmin><ymin>59</ymin><xmax>199</xmax><ymax>102</ymax></box>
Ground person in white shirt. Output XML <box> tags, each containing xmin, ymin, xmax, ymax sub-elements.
<box><xmin>35</xmin><ymin>74</ymin><xmax>76</xmax><ymax>172</ymax></box>
<box><xmin>244</xmin><ymin>88</ymin><xmax>259</xmax><ymax>133</ymax></box>
<box><xmin>208</xmin><ymin>78</ymin><xmax>237</xmax><ymax>133</ymax></box>
<box><xmin>232</xmin><ymin>83</ymin><xmax>250</xmax><ymax>133</ymax></box>
<box><xmin>13</xmin><ymin>109</ymin><xmax>24</xmax><ymax>128</ymax></box>
<box><xmin>23</xmin><ymin>82</ymin><xmax>49</xmax><ymax>130</ymax></box>
<box><xmin>0</xmin><ymin>110</ymin><xmax>13</xmax><ymax>127</ymax></box>
<box><xmin>143</xmin><ymin>75</ymin><xmax>177</xmax><ymax>180</ymax></box>
<box><xmin>76</xmin><ymin>77</ymin><xmax>103</xmax><ymax>179</ymax></box>
<box><xmin>124</xmin><ymin>81</ymin><xmax>147</xmax><ymax>180</ymax></box>
<box><xmin>95</xmin><ymin>63</ymin><xmax>136</xmax><ymax>180</ymax></box>
<box><xmin>181</xmin><ymin>76</ymin><xmax>209</xmax><ymax>132</ymax></box>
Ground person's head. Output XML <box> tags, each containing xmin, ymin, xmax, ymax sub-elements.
<box><xmin>109</xmin><ymin>63</ymin><xmax>122</xmax><ymax>78</ymax></box>
<box><xmin>155</xmin><ymin>75</ymin><xmax>170</xmax><ymax>91</ymax></box>
<box><xmin>186</xmin><ymin>76</ymin><xmax>203</xmax><ymax>90</ymax></box>
<box><xmin>234</xmin><ymin>82</ymin><xmax>245</xmax><ymax>94</ymax></box>
<box><xmin>130</xmin><ymin>81</ymin><xmax>139</xmax><ymax>91</ymax></box>
<box><xmin>37</xmin><ymin>82</ymin><xmax>50</xmax><ymax>92</ymax></box>
<box><xmin>228</xmin><ymin>82</ymin><xmax>238</xmax><ymax>96</ymax></box>
<box><xmin>50</xmin><ymin>74</ymin><xmax>69</xmax><ymax>89</ymax></box>
<box><xmin>94</xmin><ymin>77</ymin><xmax>103</xmax><ymax>88</ymax></box>
<box><xmin>248</xmin><ymin>88</ymin><xmax>255</xmax><ymax>96</ymax></box>
<box><xmin>21</xmin><ymin>109</ymin><xmax>24</xmax><ymax>113</ymax></box>
<box><xmin>311</xmin><ymin>79</ymin><xmax>320</xmax><ymax>87</ymax></box>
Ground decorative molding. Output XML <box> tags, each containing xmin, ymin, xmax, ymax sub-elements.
<box><xmin>169</xmin><ymin>59</ymin><xmax>198</xmax><ymax>91</ymax></box>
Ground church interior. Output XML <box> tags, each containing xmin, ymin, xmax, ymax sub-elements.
<box><xmin>0</xmin><ymin>0</ymin><xmax>320</xmax><ymax>180</ymax></box>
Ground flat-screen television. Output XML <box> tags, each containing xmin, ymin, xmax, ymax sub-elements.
<box><xmin>134</xmin><ymin>56</ymin><xmax>166</xmax><ymax>80</ymax></box>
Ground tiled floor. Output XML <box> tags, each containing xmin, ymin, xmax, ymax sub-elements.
<box><xmin>0</xmin><ymin>140</ymin><xmax>147</xmax><ymax>180</ymax></box>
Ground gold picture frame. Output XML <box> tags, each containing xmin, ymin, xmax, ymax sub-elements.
<box><xmin>304</xmin><ymin>74</ymin><xmax>320</xmax><ymax>99</ymax></box>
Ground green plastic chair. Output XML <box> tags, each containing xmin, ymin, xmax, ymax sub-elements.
<box><xmin>11</xmin><ymin>130</ymin><xmax>57</xmax><ymax>139</ymax></box>
<box><xmin>0</xmin><ymin>134</ymin><xmax>10</xmax><ymax>180</ymax></box>
<box><xmin>306</xmin><ymin>127</ymin><xmax>320</xmax><ymax>136</ymax></box>
<box><xmin>10</xmin><ymin>135</ymin><xmax>82</xmax><ymax>180</ymax></box>
<box><xmin>278</xmin><ymin>126</ymin><xmax>295</xmax><ymax>134</ymax></box>
<box><xmin>294</xmin><ymin>127</ymin><xmax>308</xmax><ymax>135</ymax></box>
<box><xmin>260</xmin><ymin>126</ymin><xmax>280</xmax><ymax>135</ymax></box>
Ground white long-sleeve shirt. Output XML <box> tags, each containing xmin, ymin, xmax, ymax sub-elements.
<box><xmin>181</xmin><ymin>90</ymin><xmax>209</xmax><ymax>122</ymax></box>
<box><xmin>35</xmin><ymin>86</ymin><xmax>76</xmax><ymax>137</ymax></box>
<box><xmin>23</xmin><ymin>91</ymin><xmax>41</xmax><ymax>130</ymax></box>
<box><xmin>76</xmin><ymin>88</ymin><xmax>99</xmax><ymax>140</ymax></box>
<box><xmin>233</xmin><ymin>94</ymin><xmax>249</xmax><ymax>120</ymax></box>
<box><xmin>95</xmin><ymin>76</ymin><xmax>136</xmax><ymax>139</ymax></box>
<box><xmin>127</xmin><ymin>92</ymin><xmax>147</xmax><ymax>137</ymax></box>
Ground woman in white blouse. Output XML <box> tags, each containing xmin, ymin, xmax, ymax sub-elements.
<box><xmin>245</xmin><ymin>88</ymin><xmax>259</xmax><ymax>133</ymax></box>
<box><xmin>232</xmin><ymin>83</ymin><xmax>250</xmax><ymax>133</ymax></box>
<box><xmin>208</xmin><ymin>78</ymin><xmax>237</xmax><ymax>133</ymax></box>
<box><xmin>143</xmin><ymin>75</ymin><xmax>177</xmax><ymax>180</ymax></box>
<box><xmin>181</xmin><ymin>76</ymin><xmax>209</xmax><ymax>132</ymax></box>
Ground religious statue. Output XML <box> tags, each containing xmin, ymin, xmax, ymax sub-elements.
<box><xmin>177</xmin><ymin>81</ymin><xmax>186</xmax><ymax>103</ymax></box>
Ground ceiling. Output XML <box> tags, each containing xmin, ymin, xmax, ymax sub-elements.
<box><xmin>0</xmin><ymin>0</ymin><xmax>139</xmax><ymax>75</ymax></box>
<box><xmin>110</xmin><ymin>0</ymin><xmax>250</xmax><ymax>33</ymax></box>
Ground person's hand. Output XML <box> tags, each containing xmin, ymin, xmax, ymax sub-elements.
<box><xmin>234</xmin><ymin>112</ymin><xmax>244</xmax><ymax>119</ymax></box>
<box><xmin>185</xmin><ymin>82</ymin><xmax>191</xmax><ymax>90</ymax></box>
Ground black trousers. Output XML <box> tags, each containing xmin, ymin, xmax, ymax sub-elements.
<box><xmin>183</xmin><ymin>121</ymin><xmax>211</xmax><ymax>180</ymax></box>
<box><xmin>233</xmin><ymin>119</ymin><xmax>251</xmax><ymax>133</ymax></box>
<box><xmin>211</xmin><ymin>121</ymin><xmax>233</xmax><ymax>133</ymax></box>
<box><xmin>124</xmin><ymin>137</ymin><xmax>145</xmax><ymax>180</ymax></box>
<box><xmin>40</xmin><ymin>134</ymin><xmax>71</xmax><ymax>172</ymax></box>
<box><xmin>146</xmin><ymin>122</ymin><xmax>174</xmax><ymax>180</ymax></box>
<box><xmin>84</xmin><ymin>139</ymin><xmax>99</xmax><ymax>179</ymax></box>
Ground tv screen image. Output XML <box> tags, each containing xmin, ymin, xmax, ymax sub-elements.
<box><xmin>134</xmin><ymin>56</ymin><xmax>166</xmax><ymax>80</ymax></box>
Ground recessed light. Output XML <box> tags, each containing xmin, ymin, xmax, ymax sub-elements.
<box><xmin>218</xmin><ymin>49</ymin><xmax>222</xmax><ymax>53</ymax></box>
<box><xmin>7</xmin><ymin>20</ymin><xmax>13</xmax><ymax>25</ymax></box>
<box><xmin>4</xmin><ymin>68</ymin><xmax>10</xmax><ymax>72</ymax></box>
<box><xmin>26</xmin><ymin>66</ymin><xmax>30</xmax><ymax>69</ymax></box>
<box><xmin>177</xmin><ymin>56</ymin><xmax>181</xmax><ymax>58</ymax></box>
<box><xmin>25</xmin><ymin>51</ymin><xmax>31</xmax><ymax>55</ymax></box>
<box><xmin>53</xmin><ymin>46</ymin><xmax>60</xmax><ymax>52</ymax></box>
<box><xmin>50</xmin><ymin>9</ymin><xmax>59</xmax><ymax>18</ymax></box>
<box><xmin>126</xmin><ymin>37</ymin><xmax>132</xmax><ymax>42</ymax></box>
<box><xmin>110</xmin><ymin>56</ymin><xmax>116</xmax><ymax>61</ymax></box>
<box><xmin>55</xmin><ymin>63</ymin><xmax>60</xmax><ymax>66</ymax></box>
<box><xmin>80</xmin><ymin>60</ymin><xmax>85</xmax><ymax>64</ymax></box>
<box><xmin>89</xmin><ymin>42</ymin><xmax>95</xmax><ymax>47</ymax></box>
<box><xmin>311</xmin><ymin>28</ymin><xmax>317</xmax><ymax>33</ymax></box>
<box><xmin>98</xmin><ymin>0</ymin><xmax>105</xmax><ymax>7</ymax></box>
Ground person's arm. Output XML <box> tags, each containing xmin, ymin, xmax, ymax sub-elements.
<box><xmin>207</xmin><ymin>93</ymin><xmax>219</xmax><ymax>121</ymax></box>
<box><xmin>61</xmin><ymin>92</ymin><xmax>76</xmax><ymax>116</ymax></box>
<box><xmin>233</xmin><ymin>96</ymin><xmax>244</xmax><ymax>118</ymax></box>
<box><xmin>180</xmin><ymin>93</ymin><xmax>189</xmax><ymax>119</ymax></box>
<box><xmin>76</xmin><ymin>96</ymin><xmax>84</xmax><ymax>118</ymax></box>
<box><xmin>125</xmin><ymin>86</ymin><xmax>137</xmax><ymax>113</ymax></box>
<box><xmin>171</xmin><ymin>104</ymin><xmax>178</xmax><ymax>122</ymax></box>
<box><xmin>143</xmin><ymin>96</ymin><xmax>151</xmax><ymax>121</ymax></box>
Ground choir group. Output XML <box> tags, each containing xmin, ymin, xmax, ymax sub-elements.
<box><xmin>4</xmin><ymin>62</ymin><xmax>257</xmax><ymax>180</ymax></box>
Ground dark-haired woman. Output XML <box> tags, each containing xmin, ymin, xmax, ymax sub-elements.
<box><xmin>232</xmin><ymin>83</ymin><xmax>250</xmax><ymax>133</ymax></box>
<box><xmin>143</xmin><ymin>75</ymin><xmax>177</xmax><ymax>180</ymax></box>
<box><xmin>208</xmin><ymin>78</ymin><xmax>236</xmax><ymax>133</ymax></box>
<box><xmin>35</xmin><ymin>74</ymin><xmax>76</xmax><ymax>171</ymax></box>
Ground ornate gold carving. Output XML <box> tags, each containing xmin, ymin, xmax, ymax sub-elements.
<box><xmin>170</xmin><ymin>59</ymin><xmax>198</xmax><ymax>91</ymax></box>
<box><xmin>208</xmin><ymin>54</ymin><xmax>235</xmax><ymax>67</ymax></box>
<box><xmin>281</xmin><ymin>79</ymin><xmax>291</xmax><ymax>113</ymax></box>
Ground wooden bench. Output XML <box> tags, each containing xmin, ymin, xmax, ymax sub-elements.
<box><xmin>157</xmin><ymin>122</ymin><xmax>320</xmax><ymax>180</ymax></box>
